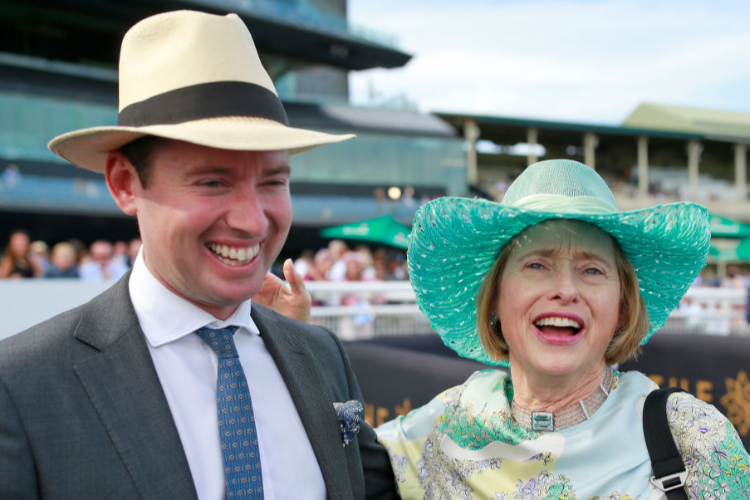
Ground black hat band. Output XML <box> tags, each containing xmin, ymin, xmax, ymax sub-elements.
<box><xmin>118</xmin><ymin>81</ymin><xmax>289</xmax><ymax>127</ymax></box>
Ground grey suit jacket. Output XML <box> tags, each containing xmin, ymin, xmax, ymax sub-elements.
<box><xmin>0</xmin><ymin>274</ymin><xmax>397</xmax><ymax>500</ymax></box>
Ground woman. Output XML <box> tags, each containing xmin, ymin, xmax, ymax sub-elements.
<box><xmin>44</xmin><ymin>241</ymin><xmax>80</xmax><ymax>278</ymax></box>
<box><xmin>377</xmin><ymin>159</ymin><xmax>750</xmax><ymax>499</ymax></box>
<box><xmin>0</xmin><ymin>230</ymin><xmax>40</xmax><ymax>279</ymax></box>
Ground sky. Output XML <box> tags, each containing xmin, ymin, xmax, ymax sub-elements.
<box><xmin>347</xmin><ymin>0</ymin><xmax>750</xmax><ymax>125</ymax></box>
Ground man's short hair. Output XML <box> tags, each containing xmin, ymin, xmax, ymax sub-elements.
<box><xmin>119</xmin><ymin>136</ymin><xmax>171</xmax><ymax>188</ymax></box>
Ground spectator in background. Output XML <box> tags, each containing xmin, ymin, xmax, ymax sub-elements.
<box><xmin>293</xmin><ymin>249</ymin><xmax>318</xmax><ymax>280</ymax></box>
<box><xmin>354</xmin><ymin>245</ymin><xmax>377</xmax><ymax>281</ymax></box>
<box><xmin>342</xmin><ymin>251</ymin><xmax>365</xmax><ymax>281</ymax></box>
<box><xmin>126</xmin><ymin>237</ymin><xmax>141</xmax><ymax>267</ymax></box>
<box><xmin>29</xmin><ymin>240</ymin><xmax>50</xmax><ymax>275</ymax></box>
<box><xmin>373</xmin><ymin>249</ymin><xmax>389</xmax><ymax>281</ymax></box>
<box><xmin>385</xmin><ymin>251</ymin><xmax>408</xmax><ymax>281</ymax></box>
<box><xmin>723</xmin><ymin>265</ymin><xmax>750</xmax><ymax>289</ymax></box>
<box><xmin>327</xmin><ymin>239</ymin><xmax>349</xmax><ymax>281</ymax></box>
<box><xmin>0</xmin><ymin>230</ymin><xmax>40</xmax><ymax>279</ymax></box>
<box><xmin>79</xmin><ymin>240</ymin><xmax>128</xmax><ymax>281</ymax></box>
<box><xmin>339</xmin><ymin>251</ymin><xmax>374</xmax><ymax>338</ymax></box>
<box><xmin>313</xmin><ymin>247</ymin><xmax>335</xmax><ymax>281</ymax></box>
<box><xmin>112</xmin><ymin>240</ymin><xmax>129</xmax><ymax>268</ymax></box>
<box><xmin>68</xmin><ymin>238</ymin><xmax>88</xmax><ymax>267</ymax></box>
<box><xmin>44</xmin><ymin>242</ymin><xmax>80</xmax><ymax>279</ymax></box>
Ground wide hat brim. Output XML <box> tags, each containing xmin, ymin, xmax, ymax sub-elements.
<box><xmin>48</xmin><ymin>118</ymin><xmax>353</xmax><ymax>173</ymax></box>
<box><xmin>408</xmin><ymin>197</ymin><xmax>710</xmax><ymax>366</ymax></box>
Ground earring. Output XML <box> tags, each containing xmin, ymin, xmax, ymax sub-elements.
<box><xmin>489</xmin><ymin>312</ymin><xmax>503</xmax><ymax>340</ymax></box>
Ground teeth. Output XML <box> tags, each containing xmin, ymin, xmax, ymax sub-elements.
<box><xmin>535</xmin><ymin>317</ymin><xmax>581</xmax><ymax>329</ymax></box>
<box><xmin>208</xmin><ymin>243</ymin><xmax>260</xmax><ymax>265</ymax></box>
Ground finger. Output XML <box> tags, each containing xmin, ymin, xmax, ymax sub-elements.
<box><xmin>255</xmin><ymin>271</ymin><xmax>281</xmax><ymax>304</ymax></box>
<box><xmin>283</xmin><ymin>258</ymin><xmax>306</xmax><ymax>294</ymax></box>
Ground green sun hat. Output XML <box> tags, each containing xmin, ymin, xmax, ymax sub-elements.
<box><xmin>408</xmin><ymin>159</ymin><xmax>710</xmax><ymax>366</ymax></box>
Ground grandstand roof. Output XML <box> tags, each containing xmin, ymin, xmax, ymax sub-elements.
<box><xmin>436</xmin><ymin>112</ymin><xmax>704</xmax><ymax>153</ymax></box>
<box><xmin>6</xmin><ymin>0</ymin><xmax>411</xmax><ymax>71</ymax></box>
<box><xmin>623</xmin><ymin>103</ymin><xmax>750</xmax><ymax>143</ymax></box>
<box><xmin>0</xmin><ymin>58</ymin><xmax>455</xmax><ymax>143</ymax></box>
<box><xmin>290</xmin><ymin>103</ymin><xmax>457</xmax><ymax>138</ymax></box>
<box><xmin>438</xmin><ymin>112</ymin><xmax>703</xmax><ymax>143</ymax></box>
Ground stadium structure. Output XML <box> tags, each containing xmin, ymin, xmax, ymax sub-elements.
<box><xmin>2</xmin><ymin>0</ymin><xmax>750</xmax><ymax>262</ymax></box>
<box><xmin>0</xmin><ymin>0</ymin><xmax>465</xmax><ymax>254</ymax></box>
<box><xmin>439</xmin><ymin>104</ymin><xmax>750</xmax><ymax>221</ymax></box>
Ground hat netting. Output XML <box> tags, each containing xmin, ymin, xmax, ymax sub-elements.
<box><xmin>502</xmin><ymin>160</ymin><xmax>618</xmax><ymax>208</ymax></box>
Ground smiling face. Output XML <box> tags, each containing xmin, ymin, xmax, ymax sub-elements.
<box><xmin>496</xmin><ymin>219</ymin><xmax>621</xmax><ymax>381</ymax></box>
<box><xmin>107</xmin><ymin>140</ymin><xmax>292</xmax><ymax>319</ymax></box>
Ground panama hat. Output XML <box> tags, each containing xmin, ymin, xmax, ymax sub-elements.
<box><xmin>408</xmin><ymin>159</ymin><xmax>710</xmax><ymax>366</ymax></box>
<box><xmin>48</xmin><ymin>10</ymin><xmax>353</xmax><ymax>173</ymax></box>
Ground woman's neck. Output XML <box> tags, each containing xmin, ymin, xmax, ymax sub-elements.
<box><xmin>509</xmin><ymin>360</ymin><xmax>607</xmax><ymax>413</ymax></box>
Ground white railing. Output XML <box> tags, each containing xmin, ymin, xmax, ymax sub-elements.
<box><xmin>663</xmin><ymin>287</ymin><xmax>749</xmax><ymax>336</ymax></box>
<box><xmin>1</xmin><ymin>280</ymin><xmax>747</xmax><ymax>341</ymax></box>
<box><xmin>305</xmin><ymin>281</ymin><xmax>427</xmax><ymax>339</ymax></box>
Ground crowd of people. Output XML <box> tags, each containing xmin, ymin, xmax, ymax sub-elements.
<box><xmin>293</xmin><ymin>240</ymin><xmax>407</xmax><ymax>284</ymax></box>
<box><xmin>0</xmin><ymin>229</ymin><xmax>408</xmax><ymax>290</ymax></box>
<box><xmin>0</xmin><ymin>229</ymin><xmax>140</xmax><ymax>281</ymax></box>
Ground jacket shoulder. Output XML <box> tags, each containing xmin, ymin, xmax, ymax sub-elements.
<box><xmin>0</xmin><ymin>303</ymin><xmax>86</xmax><ymax>359</ymax></box>
<box><xmin>0</xmin><ymin>275</ymin><xmax>134</xmax><ymax>372</ymax></box>
<box><xmin>251</xmin><ymin>302</ymin><xmax>343</xmax><ymax>353</ymax></box>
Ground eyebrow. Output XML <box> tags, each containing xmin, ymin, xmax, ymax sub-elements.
<box><xmin>185</xmin><ymin>164</ymin><xmax>291</xmax><ymax>176</ymax></box>
<box><xmin>187</xmin><ymin>166</ymin><xmax>234</xmax><ymax>175</ymax></box>
<box><xmin>262</xmin><ymin>164</ymin><xmax>291</xmax><ymax>176</ymax></box>
<box><xmin>518</xmin><ymin>248</ymin><xmax>614</xmax><ymax>265</ymax></box>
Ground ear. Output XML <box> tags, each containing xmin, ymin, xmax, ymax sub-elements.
<box><xmin>105</xmin><ymin>150</ymin><xmax>140</xmax><ymax>216</ymax></box>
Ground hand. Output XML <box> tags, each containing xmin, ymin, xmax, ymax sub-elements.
<box><xmin>254</xmin><ymin>259</ymin><xmax>312</xmax><ymax>323</ymax></box>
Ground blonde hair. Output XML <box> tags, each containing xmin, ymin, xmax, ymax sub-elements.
<box><xmin>476</xmin><ymin>228</ymin><xmax>649</xmax><ymax>365</ymax></box>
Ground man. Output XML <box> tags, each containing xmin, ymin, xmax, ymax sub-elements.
<box><xmin>0</xmin><ymin>11</ymin><xmax>396</xmax><ymax>500</ymax></box>
<box><xmin>78</xmin><ymin>240</ymin><xmax>129</xmax><ymax>281</ymax></box>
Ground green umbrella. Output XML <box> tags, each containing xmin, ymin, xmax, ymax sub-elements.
<box><xmin>708</xmin><ymin>238</ymin><xmax>750</xmax><ymax>262</ymax></box>
<box><xmin>737</xmin><ymin>238</ymin><xmax>750</xmax><ymax>260</ymax></box>
<box><xmin>320</xmin><ymin>215</ymin><xmax>410</xmax><ymax>249</ymax></box>
<box><xmin>708</xmin><ymin>213</ymin><xmax>750</xmax><ymax>238</ymax></box>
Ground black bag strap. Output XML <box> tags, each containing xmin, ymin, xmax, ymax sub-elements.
<box><xmin>643</xmin><ymin>387</ymin><xmax>689</xmax><ymax>500</ymax></box>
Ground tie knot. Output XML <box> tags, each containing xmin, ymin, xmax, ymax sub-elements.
<box><xmin>196</xmin><ymin>326</ymin><xmax>240</xmax><ymax>358</ymax></box>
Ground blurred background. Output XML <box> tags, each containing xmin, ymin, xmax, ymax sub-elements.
<box><xmin>0</xmin><ymin>0</ymin><xmax>749</xmax><ymax>444</ymax></box>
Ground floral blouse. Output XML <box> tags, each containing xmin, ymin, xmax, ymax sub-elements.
<box><xmin>376</xmin><ymin>369</ymin><xmax>750</xmax><ymax>500</ymax></box>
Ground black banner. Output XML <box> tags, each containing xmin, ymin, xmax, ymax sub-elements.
<box><xmin>344</xmin><ymin>333</ymin><xmax>750</xmax><ymax>450</ymax></box>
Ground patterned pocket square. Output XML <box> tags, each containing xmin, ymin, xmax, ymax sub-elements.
<box><xmin>333</xmin><ymin>400</ymin><xmax>364</xmax><ymax>447</ymax></box>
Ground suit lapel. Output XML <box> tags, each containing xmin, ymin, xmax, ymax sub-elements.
<box><xmin>73</xmin><ymin>275</ymin><xmax>197</xmax><ymax>500</ymax></box>
<box><xmin>252</xmin><ymin>305</ymin><xmax>351</xmax><ymax>500</ymax></box>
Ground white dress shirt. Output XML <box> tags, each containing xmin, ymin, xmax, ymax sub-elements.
<box><xmin>129</xmin><ymin>252</ymin><xmax>326</xmax><ymax>500</ymax></box>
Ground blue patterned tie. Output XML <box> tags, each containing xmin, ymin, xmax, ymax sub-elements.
<box><xmin>197</xmin><ymin>326</ymin><xmax>264</xmax><ymax>499</ymax></box>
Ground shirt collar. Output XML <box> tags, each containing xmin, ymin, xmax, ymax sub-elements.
<box><xmin>128</xmin><ymin>250</ymin><xmax>259</xmax><ymax>348</ymax></box>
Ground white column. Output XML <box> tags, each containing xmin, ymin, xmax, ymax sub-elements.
<box><xmin>583</xmin><ymin>132</ymin><xmax>599</xmax><ymax>170</ymax></box>
<box><xmin>734</xmin><ymin>143</ymin><xmax>747</xmax><ymax>200</ymax></box>
<box><xmin>687</xmin><ymin>140</ymin><xmax>703</xmax><ymax>199</ymax></box>
<box><xmin>527</xmin><ymin>127</ymin><xmax>538</xmax><ymax>165</ymax></box>
<box><xmin>717</xmin><ymin>260</ymin><xmax>727</xmax><ymax>280</ymax></box>
<box><xmin>638</xmin><ymin>136</ymin><xmax>649</xmax><ymax>198</ymax></box>
<box><xmin>464</xmin><ymin>119</ymin><xmax>480</xmax><ymax>185</ymax></box>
